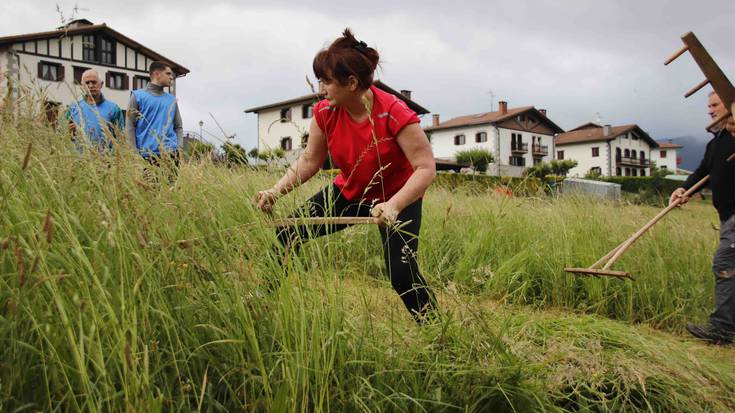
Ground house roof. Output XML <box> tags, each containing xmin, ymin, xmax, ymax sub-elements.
<box><xmin>0</xmin><ymin>22</ymin><xmax>190</xmax><ymax>76</ymax></box>
<box><xmin>243</xmin><ymin>80</ymin><xmax>430</xmax><ymax>115</ymax></box>
<box><xmin>656</xmin><ymin>140</ymin><xmax>683</xmax><ymax>149</ymax></box>
<box><xmin>423</xmin><ymin>106</ymin><xmax>564</xmax><ymax>133</ymax></box>
<box><xmin>555</xmin><ymin>123</ymin><xmax>659</xmax><ymax>148</ymax></box>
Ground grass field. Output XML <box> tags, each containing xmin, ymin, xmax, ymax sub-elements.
<box><xmin>1</xmin><ymin>109</ymin><xmax>734</xmax><ymax>412</ymax></box>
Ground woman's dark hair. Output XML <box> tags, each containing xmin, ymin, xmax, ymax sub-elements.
<box><xmin>313</xmin><ymin>28</ymin><xmax>379</xmax><ymax>90</ymax></box>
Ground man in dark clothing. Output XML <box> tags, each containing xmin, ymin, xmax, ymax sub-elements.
<box><xmin>670</xmin><ymin>91</ymin><xmax>735</xmax><ymax>345</ymax></box>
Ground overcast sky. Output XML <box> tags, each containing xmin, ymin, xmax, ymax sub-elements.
<box><xmin>2</xmin><ymin>1</ymin><xmax>733</xmax><ymax>149</ymax></box>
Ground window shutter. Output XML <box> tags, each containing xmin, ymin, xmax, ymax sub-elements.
<box><xmin>37</xmin><ymin>61</ymin><xmax>43</xmax><ymax>79</ymax></box>
<box><xmin>58</xmin><ymin>65</ymin><xmax>65</xmax><ymax>81</ymax></box>
<box><xmin>105</xmin><ymin>71</ymin><xmax>111</xmax><ymax>86</ymax></box>
<box><xmin>122</xmin><ymin>74</ymin><xmax>129</xmax><ymax>90</ymax></box>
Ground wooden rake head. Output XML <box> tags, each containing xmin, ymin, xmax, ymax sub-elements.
<box><xmin>665</xmin><ymin>32</ymin><xmax>735</xmax><ymax>132</ymax></box>
<box><xmin>564</xmin><ymin>267</ymin><xmax>633</xmax><ymax>280</ymax></box>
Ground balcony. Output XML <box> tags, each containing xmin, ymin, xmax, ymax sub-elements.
<box><xmin>532</xmin><ymin>144</ymin><xmax>548</xmax><ymax>156</ymax></box>
<box><xmin>616</xmin><ymin>156</ymin><xmax>651</xmax><ymax>167</ymax></box>
<box><xmin>511</xmin><ymin>142</ymin><xmax>528</xmax><ymax>154</ymax></box>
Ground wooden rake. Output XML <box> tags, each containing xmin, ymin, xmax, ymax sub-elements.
<box><xmin>176</xmin><ymin>217</ymin><xmax>376</xmax><ymax>249</ymax></box>
<box><xmin>566</xmin><ymin>31</ymin><xmax>735</xmax><ymax>280</ymax></box>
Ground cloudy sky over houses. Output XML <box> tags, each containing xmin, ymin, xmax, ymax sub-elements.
<box><xmin>2</xmin><ymin>0</ymin><xmax>733</xmax><ymax>150</ymax></box>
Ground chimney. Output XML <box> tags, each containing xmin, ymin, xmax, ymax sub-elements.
<box><xmin>603</xmin><ymin>124</ymin><xmax>612</xmax><ymax>136</ymax></box>
<box><xmin>432</xmin><ymin>114</ymin><xmax>440</xmax><ymax>127</ymax></box>
<box><xmin>539</xmin><ymin>109</ymin><xmax>547</xmax><ymax>116</ymax></box>
<box><xmin>498</xmin><ymin>101</ymin><xmax>508</xmax><ymax>115</ymax></box>
<box><xmin>400</xmin><ymin>90</ymin><xmax>412</xmax><ymax>100</ymax></box>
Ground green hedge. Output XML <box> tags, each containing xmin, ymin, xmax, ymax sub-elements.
<box><xmin>599</xmin><ymin>176</ymin><xmax>683</xmax><ymax>194</ymax></box>
<box><xmin>433</xmin><ymin>172</ymin><xmax>543</xmax><ymax>196</ymax></box>
<box><xmin>597</xmin><ymin>176</ymin><xmax>686</xmax><ymax>205</ymax></box>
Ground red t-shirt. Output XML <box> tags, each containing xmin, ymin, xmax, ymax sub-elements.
<box><xmin>314</xmin><ymin>85</ymin><xmax>419</xmax><ymax>203</ymax></box>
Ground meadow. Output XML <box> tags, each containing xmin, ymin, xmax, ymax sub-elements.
<box><xmin>1</xmin><ymin>107</ymin><xmax>734</xmax><ymax>412</ymax></box>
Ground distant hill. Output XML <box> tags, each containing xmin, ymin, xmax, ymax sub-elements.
<box><xmin>662</xmin><ymin>135</ymin><xmax>710</xmax><ymax>171</ymax></box>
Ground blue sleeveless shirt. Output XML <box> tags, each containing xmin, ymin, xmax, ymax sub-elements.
<box><xmin>132</xmin><ymin>89</ymin><xmax>178</xmax><ymax>156</ymax></box>
<box><xmin>67</xmin><ymin>96</ymin><xmax>123</xmax><ymax>147</ymax></box>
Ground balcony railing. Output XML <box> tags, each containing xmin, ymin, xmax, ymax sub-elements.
<box><xmin>616</xmin><ymin>156</ymin><xmax>651</xmax><ymax>167</ymax></box>
<box><xmin>532</xmin><ymin>144</ymin><xmax>548</xmax><ymax>156</ymax></box>
<box><xmin>511</xmin><ymin>142</ymin><xmax>528</xmax><ymax>153</ymax></box>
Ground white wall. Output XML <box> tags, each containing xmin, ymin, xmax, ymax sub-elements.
<box><xmin>558</xmin><ymin>132</ymin><xmax>656</xmax><ymax>177</ymax></box>
<box><xmin>556</xmin><ymin>141</ymin><xmax>610</xmax><ymax>177</ymax></box>
<box><xmin>256</xmin><ymin>102</ymin><xmax>313</xmax><ymax>163</ymax></box>
<box><xmin>429</xmin><ymin>125</ymin><xmax>554</xmax><ymax>172</ymax></box>
<box><xmin>610</xmin><ymin>133</ymin><xmax>653</xmax><ymax>176</ymax></box>
<box><xmin>429</xmin><ymin>126</ymin><xmax>497</xmax><ymax>161</ymax></box>
<box><xmin>2</xmin><ymin>34</ymin><xmax>178</xmax><ymax>112</ymax></box>
<box><xmin>650</xmin><ymin>148</ymin><xmax>678</xmax><ymax>172</ymax></box>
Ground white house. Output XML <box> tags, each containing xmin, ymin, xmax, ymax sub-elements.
<box><xmin>650</xmin><ymin>140</ymin><xmax>683</xmax><ymax>172</ymax></box>
<box><xmin>425</xmin><ymin>101</ymin><xmax>564</xmax><ymax>176</ymax></box>
<box><xmin>554</xmin><ymin>123</ymin><xmax>659</xmax><ymax>177</ymax></box>
<box><xmin>244</xmin><ymin>80</ymin><xmax>430</xmax><ymax>163</ymax></box>
<box><xmin>0</xmin><ymin>19</ymin><xmax>189</xmax><ymax>121</ymax></box>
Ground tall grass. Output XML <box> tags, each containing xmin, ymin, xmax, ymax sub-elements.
<box><xmin>1</xmin><ymin>103</ymin><xmax>733</xmax><ymax>412</ymax></box>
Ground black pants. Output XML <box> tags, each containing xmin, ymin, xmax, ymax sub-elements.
<box><xmin>710</xmin><ymin>215</ymin><xmax>735</xmax><ymax>332</ymax></box>
<box><xmin>144</xmin><ymin>152</ymin><xmax>180</xmax><ymax>183</ymax></box>
<box><xmin>276</xmin><ymin>185</ymin><xmax>437</xmax><ymax>322</ymax></box>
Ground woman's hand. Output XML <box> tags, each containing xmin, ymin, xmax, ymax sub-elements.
<box><xmin>371</xmin><ymin>202</ymin><xmax>399</xmax><ymax>226</ymax></box>
<box><xmin>254</xmin><ymin>188</ymin><xmax>280</xmax><ymax>214</ymax></box>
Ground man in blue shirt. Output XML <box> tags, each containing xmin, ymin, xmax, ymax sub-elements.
<box><xmin>66</xmin><ymin>69</ymin><xmax>124</xmax><ymax>150</ymax></box>
<box><xmin>125</xmin><ymin>61</ymin><xmax>183</xmax><ymax>168</ymax></box>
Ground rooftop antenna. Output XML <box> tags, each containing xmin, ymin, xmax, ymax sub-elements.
<box><xmin>595</xmin><ymin>112</ymin><xmax>603</xmax><ymax>124</ymax></box>
<box><xmin>487</xmin><ymin>90</ymin><xmax>495</xmax><ymax>112</ymax></box>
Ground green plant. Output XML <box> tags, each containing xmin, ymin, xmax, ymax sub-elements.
<box><xmin>455</xmin><ymin>148</ymin><xmax>495</xmax><ymax>172</ymax></box>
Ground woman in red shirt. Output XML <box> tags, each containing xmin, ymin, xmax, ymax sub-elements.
<box><xmin>255</xmin><ymin>29</ymin><xmax>437</xmax><ymax>323</ymax></box>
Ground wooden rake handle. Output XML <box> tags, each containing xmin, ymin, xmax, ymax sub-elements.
<box><xmin>595</xmin><ymin>151</ymin><xmax>735</xmax><ymax>270</ymax></box>
<box><xmin>176</xmin><ymin>217</ymin><xmax>376</xmax><ymax>248</ymax></box>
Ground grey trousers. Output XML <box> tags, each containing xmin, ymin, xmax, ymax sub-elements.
<box><xmin>710</xmin><ymin>215</ymin><xmax>735</xmax><ymax>332</ymax></box>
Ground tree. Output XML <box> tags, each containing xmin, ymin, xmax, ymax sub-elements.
<box><xmin>186</xmin><ymin>140</ymin><xmax>214</xmax><ymax>160</ymax></box>
<box><xmin>222</xmin><ymin>142</ymin><xmax>248</xmax><ymax>165</ymax></box>
<box><xmin>549</xmin><ymin>159</ymin><xmax>578</xmax><ymax>176</ymax></box>
<box><xmin>455</xmin><ymin>148</ymin><xmax>495</xmax><ymax>172</ymax></box>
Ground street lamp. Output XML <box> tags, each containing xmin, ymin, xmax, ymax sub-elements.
<box><xmin>198</xmin><ymin>120</ymin><xmax>203</xmax><ymax>140</ymax></box>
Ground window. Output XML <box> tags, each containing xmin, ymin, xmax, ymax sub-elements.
<box><xmin>639</xmin><ymin>151</ymin><xmax>645</xmax><ymax>160</ymax></box>
<box><xmin>100</xmin><ymin>37</ymin><xmax>115</xmax><ymax>65</ymax></box>
<box><xmin>38</xmin><ymin>61</ymin><xmax>64</xmax><ymax>81</ymax></box>
<box><xmin>73</xmin><ymin>66</ymin><xmax>90</xmax><ymax>84</ymax></box>
<box><xmin>509</xmin><ymin>156</ymin><xmax>526</xmax><ymax>167</ymax></box>
<box><xmin>557</xmin><ymin>150</ymin><xmax>564</xmax><ymax>160</ymax></box>
<box><xmin>301</xmin><ymin>134</ymin><xmax>309</xmax><ymax>148</ymax></box>
<box><xmin>454</xmin><ymin>134</ymin><xmax>466</xmax><ymax>145</ymax></box>
<box><xmin>660</xmin><ymin>150</ymin><xmax>667</xmax><ymax>158</ymax></box>
<box><xmin>640</xmin><ymin>169</ymin><xmax>646</xmax><ymax>177</ymax></box>
<box><xmin>280</xmin><ymin>137</ymin><xmax>292</xmax><ymax>151</ymax></box>
<box><xmin>302</xmin><ymin>104</ymin><xmax>313</xmax><ymax>119</ymax></box>
<box><xmin>533</xmin><ymin>158</ymin><xmax>542</xmax><ymax>166</ymax></box>
<box><xmin>106</xmin><ymin>71</ymin><xmax>128</xmax><ymax>90</ymax></box>
<box><xmin>624</xmin><ymin>149</ymin><xmax>630</xmax><ymax>157</ymax></box>
<box><xmin>625</xmin><ymin>167</ymin><xmax>630</xmax><ymax>176</ymax></box>
<box><xmin>133</xmin><ymin>75</ymin><xmax>150</xmax><ymax>90</ymax></box>
<box><xmin>631</xmin><ymin>151</ymin><xmax>637</xmax><ymax>159</ymax></box>
<box><xmin>591</xmin><ymin>147</ymin><xmax>599</xmax><ymax>157</ymax></box>
<box><xmin>82</xmin><ymin>34</ymin><xmax>96</xmax><ymax>62</ymax></box>
<box><xmin>280</xmin><ymin>108</ymin><xmax>292</xmax><ymax>122</ymax></box>
<box><xmin>616</xmin><ymin>167</ymin><xmax>621</xmax><ymax>176</ymax></box>
<box><xmin>632</xmin><ymin>169</ymin><xmax>638</xmax><ymax>177</ymax></box>
<box><xmin>475</xmin><ymin>132</ymin><xmax>487</xmax><ymax>143</ymax></box>
<box><xmin>590</xmin><ymin>167</ymin><xmax>602</xmax><ymax>175</ymax></box>
<box><xmin>661</xmin><ymin>165</ymin><xmax>668</xmax><ymax>170</ymax></box>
